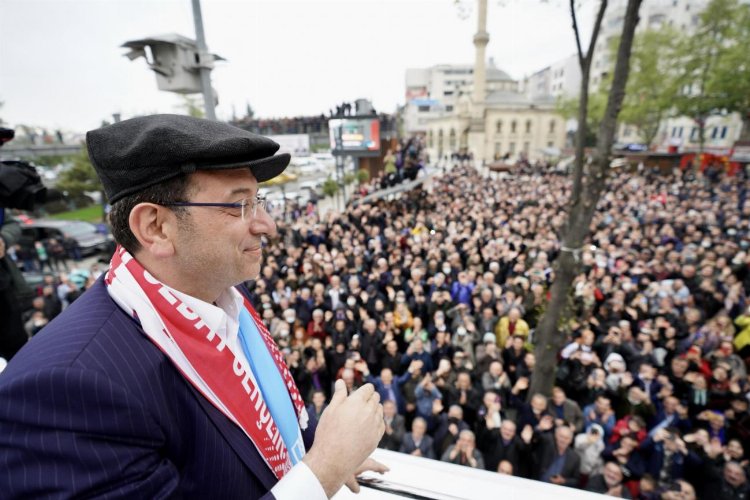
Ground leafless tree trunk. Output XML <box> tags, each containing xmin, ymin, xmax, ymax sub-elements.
<box><xmin>529</xmin><ymin>0</ymin><xmax>643</xmax><ymax>399</ymax></box>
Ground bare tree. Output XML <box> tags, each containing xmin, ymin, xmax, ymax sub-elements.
<box><xmin>529</xmin><ymin>0</ymin><xmax>644</xmax><ymax>398</ymax></box>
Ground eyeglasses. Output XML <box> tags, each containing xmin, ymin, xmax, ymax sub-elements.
<box><xmin>163</xmin><ymin>194</ymin><xmax>267</xmax><ymax>222</ymax></box>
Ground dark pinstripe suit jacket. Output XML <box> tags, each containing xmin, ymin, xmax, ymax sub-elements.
<box><xmin>0</xmin><ymin>278</ymin><xmax>317</xmax><ymax>499</ymax></box>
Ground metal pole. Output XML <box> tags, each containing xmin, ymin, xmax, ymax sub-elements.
<box><xmin>191</xmin><ymin>0</ymin><xmax>217</xmax><ymax>120</ymax></box>
<box><xmin>334</xmin><ymin>124</ymin><xmax>344</xmax><ymax>211</ymax></box>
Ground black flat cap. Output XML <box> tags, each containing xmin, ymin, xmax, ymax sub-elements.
<box><xmin>86</xmin><ymin>114</ymin><xmax>290</xmax><ymax>204</ymax></box>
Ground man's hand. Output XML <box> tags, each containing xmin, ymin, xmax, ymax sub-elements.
<box><xmin>303</xmin><ymin>380</ymin><xmax>385</xmax><ymax>497</ymax></box>
<box><xmin>432</xmin><ymin>398</ymin><xmax>444</xmax><ymax>415</ymax></box>
<box><xmin>343</xmin><ymin>457</ymin><xmax>390</xmax><ymax>494</ymax></box>
<box><xmin>606</xmin><ymin>485</ymin><xmax>623</xmax><ymax>497</ymax></box>
<box><xmin>550</xmin><ymin>475</ymin><xmax>566</xmax><ymax>485</ymax></box>
<box><xmin>354</xmin><ymin>360</ymin><xmax>369</xmax><ymax>375</ymax></box>
<box><xmin>537</xmin><ymin>415</ymin><xmax>554</xmax><ymax>432</ymax></box>
<box><xmin>512</xmin><ymin>376</ymin><xmax>529</xmax><ymax>395</ymax></box>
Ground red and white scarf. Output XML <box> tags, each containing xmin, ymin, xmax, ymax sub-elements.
<box><xmin>105</xmin><ymin>245</ymin><xmax>308</xmax><ymax>479</ymax></box>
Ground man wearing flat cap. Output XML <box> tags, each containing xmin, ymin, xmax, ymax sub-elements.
<box><xmin>0</xmin><ymin>115</ymin><xmax>386</xmax><ymax>498</ymax></box>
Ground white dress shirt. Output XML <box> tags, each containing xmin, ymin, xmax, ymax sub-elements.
<box><xmin>175</xmin><ymin>287</ymin><xmax>328</xmax><ymax>500</ymax></box>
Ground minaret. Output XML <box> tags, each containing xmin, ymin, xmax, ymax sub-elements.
<box><xmin>468</xmin><ymin>0</ymin><xmax>489</xmax><ymax>164</ymax></box>
<box><xmin>472</xmin><ymin>0</ymin><xmax>489</xmax><ymax>108</ymax></box>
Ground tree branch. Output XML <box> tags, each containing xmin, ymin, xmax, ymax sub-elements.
<box><xmin>570</xmin><ymin>0</ymin><xmax>585</xmax><ymax>67</ymax></box>
<box><xmin>586</xmin><ymin>0</ymin><xmax>609</xmax><ymax>69</ymax></box>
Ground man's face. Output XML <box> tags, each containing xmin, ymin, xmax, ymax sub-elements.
<box><xmin>664</xmin><ymin>397</ymin><xmax>678</xmax><ymax>414</ymax></box>
<box><xmin>386</xmin><ymin>340</ymin><xmax>398</xmax><ymax>355</ymax></box>
<box><xmin>595</xmin><ymin>397</ymin><xmax>610</xmax><ymax>414</ymax></box>
<box><xmin>169</xmin><ymin>169</ymin><xmax>275</xmax><ymax>298</ymax></box>
<box><xmin>603</xmin><ymin>462</ymin><xmax>623</xmax><ymax>487</ymax></box>
<box><xmin>500</xmin><ymin>421</ymin><xmax>516</xmax><ymax>441</ymax></box>
<box><xmin>457</xmin><ymin>431</ymin><xmax>473</xmax><ymax>449</ymax></box>
<box><xmin>383</xmin><ymin>400</ymin><xmax>396</xmax><ymax>419</ymax></box>
<box><xmin>552</xmin><ymin>388</ymin><xmax>565</xmax><ymax>406</ymax></box>
<box><xmin>531</xmin><ymin>395</ymin><xmax>547</xmax><ymax>414</ymax></box>
<box><xmin>724</xmin><ymin>463</ymin><xmax>746</xmax><ymax>488</ymax></box>
<box><xmin>312</xmin><ymin>391</ymin><xmax>325</xmax><ymax>407</ymax></box>
<box><xmin>671</xmin><ymin>358</ymin><xmax>688</xmax><ymax>377</ymax></box>
<box><xmin>554</xmin><ymin>426</ymin><xmax>573</xmax><ymax>452</ymax></box>
<box><xmin>412</xmin><ymin>419</ymin><xmax>426</xmax><ymax>438</ymax></box>
<box><xmin>413</xmin><ymin>338</ymin><xmax>423</xmax><ymax>353</ymax></box>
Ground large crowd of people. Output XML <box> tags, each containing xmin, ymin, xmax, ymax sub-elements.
<box><xmin>254</xmin><ymin>162</ymin><xmax>750</xmax><ymax>499</ymax></box>
<box><xmin>5</xmin><ymin>158</ymin><xmax>750</xmax><ymax>498</ymax></box>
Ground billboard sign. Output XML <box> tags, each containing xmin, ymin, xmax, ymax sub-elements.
<box><xmin>329</xmin><ymin>117</ymin><xmax>380</xmax><ymax>157</ymax></box>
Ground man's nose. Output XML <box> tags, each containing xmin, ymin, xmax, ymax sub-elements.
<box><xmin>250</xmin><ymin>204</ymin><xmax>277</xmax><ymax>238</ymax></box>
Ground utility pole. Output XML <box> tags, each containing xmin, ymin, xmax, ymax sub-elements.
<box><xmin>191</xmin><ymin>0</ymin><xmax>216</xmax><ymax>120</ymax></box>
<box><xmin>334</xmin><ymin>124</ymin><xmax>345</xmax><ymax>211</ymax></box>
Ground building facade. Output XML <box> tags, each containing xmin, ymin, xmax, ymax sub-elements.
<box><xmin>423</xmin><ymin>92</ymin><xmax>566</xmax><ymax>164</ymax></box>
<box><xmin>523</xmin><ymin>54</ymin><xmax>581</xmax><ymax>101</ymax></box>
<box><xmin>589</xmin><ymin>0</ymin><xmax>747</xmax><ymax>152</ymax></box>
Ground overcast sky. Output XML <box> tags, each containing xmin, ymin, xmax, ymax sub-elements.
<box><xmin>0</xmin><ymin>0</ymin><xmax>594</xmax><ymax>133</ymax></box>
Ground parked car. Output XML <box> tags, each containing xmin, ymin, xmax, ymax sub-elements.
<box><xmin>19</xmin><ymin>219</ymin><xmax>111</xmax><ymax>257</ymax></box>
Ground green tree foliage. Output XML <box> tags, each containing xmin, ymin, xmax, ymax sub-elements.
<box><xmin>672</xmin><ymin>0</ymin><xmax>750</xmax><ymax>150</ymax></box>
<box><xmin>343</xmin><ymin>172</ymin><xmax>357</xmax><ymax>185</ymax></box>
<box><xmin>556</xmin><ymin>91</ymin><xmax>606</xmax><ymax>147</ymax></box>
<box><xmin>321</xmin><ymin>177</ymin><xmax>339</xmax><ymax>198</ymax></box>
<box><xmin>620</xmin><ymin>28</ymin><xmax>680</xmax><ymax>146</ymax></box>
<box><xmin>56</xmin><ymin>146</ymin><xmax>103</xmax><ymax>200</ymax></box>
<box><xmin>356</xmin><ymin>169</ymin><xmax>370</xmax><ymax>184</ymax></box>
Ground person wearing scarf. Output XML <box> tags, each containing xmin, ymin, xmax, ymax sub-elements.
<box><xmin>0</xmin><ymin>115</ymin><xmax>386</xmax><ymax>498</ymax></box>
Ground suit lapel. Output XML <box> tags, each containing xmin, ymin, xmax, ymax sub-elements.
<box><xmin>184</xmin><ymin>366</ymin><xmax>279</xmax><ymax>491</ymax></box>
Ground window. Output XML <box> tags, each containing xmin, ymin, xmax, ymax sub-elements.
<box><xmin>525</xmin><ymin>120</ymin><xmax>532</xmax><ymax>134</ymax></box>
<box><xmin>690</xmin><ymin>127</ymin><xmax>697</xmax><ymax>141</ymax></box>
<box><xmin>671</xmin><ymin>127</ymin><xmax>678</xmax><ymax>138</ymax></box>
<box><xmin>428</xmin><ymin>131</ymin><xmax>433</xmax><ymax>148</ymax></box>
<box><xmin>444</xmin><ymin>90</ymin><xmax>454</xmax><ymax>96</ymax></box>
<box><xmin>511</xmin><ymin>120</ymin><xmax>517</xmax><ymax>134</ymax></box>
<box><xmin>648</xmin><ymin>14</ymin><xmax>666</xmax><ymax>25</ymax></box>
<box><xmin>547</xmin><ymin>141</ymin><xmax>554</xmax><ymax>148</ymax></box>
<box><xmin>721</xmin><ymin>126</ymin><xmax>728</xmax><ymax>139</ymax></box>
<box><xmin>549</xmin><ymin>120</ymin><xmax>556</xmax><ymax>134</ymax></box>
<box><xmin>445</xmin><ymin>105</ymin><xmax>454</xmax><ymax>112</ymax></box>
<box><xmin>438</xmin><ymin>130</ymin><xmax>444</xmax><ymax>150</ymax></box>
<box><xmin>523</xmin><ymin>142</ymin><xmax>530</xmax><ymax>155</ymax></box>
<box><xmin>711</xmin><ymin>127</ymin><xmax>718</xmax><ymax>139</ymax></box>
<box><xmin>494</xmin><ymin>142</ymin><xmax>502</xmax><ymax>156</ymax></box>
<box><xmin>496</xmin><ymin>120</ymin><xmax>503</xmax><ymax>133</ymax></box>
<box><xmin>509</xmin><ymin>142</ymin><xmax>516</xmax><ymax>154</ymax></box>
<box><xmin>418</xmin><ymin>106</ymin><xmax>430</xmax><ymax>112</ymax></box>
<box><xmin>449</xmin><ymin>129</ymin><xmax>456</xmax><ymax>149</ymax></box>
<box><xmin>678</xmin><ymin>126</ymin><xmax>684</xmax><ymax>138</ymax></box>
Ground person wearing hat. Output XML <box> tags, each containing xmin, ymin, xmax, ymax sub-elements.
<box><xmin>0</xmin><ymin>115</ymin><xmax>386</xmax><ymax>498</ymax></box>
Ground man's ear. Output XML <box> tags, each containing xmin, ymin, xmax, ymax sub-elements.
<box><xmin>129</xmin><ymin>203</ymin><xmax>178</xmax><ymax>258</ymax></box>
